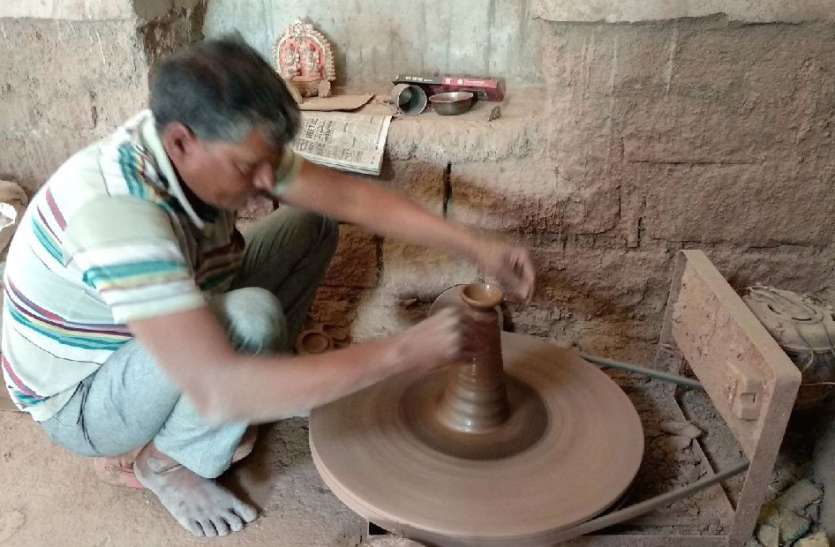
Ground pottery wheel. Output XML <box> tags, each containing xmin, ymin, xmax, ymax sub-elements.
<box><xmin>310</xmin><ymin>290</ymin><xmax>644</xmax><ymax>547</ymax></box>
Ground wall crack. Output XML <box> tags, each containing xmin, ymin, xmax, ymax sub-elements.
<box><xmin>442</xmin><ymin>162</ymin><xmax>452</xmax><ymax>218</ymax></box>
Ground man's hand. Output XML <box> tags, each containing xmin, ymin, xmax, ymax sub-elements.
<box><xmin>474</xmin><ymin>240</ymin><xmax>536</xmax><ymax>303</ymax></box>
<box><xmin>394</xmin><ymin>307</ymin><xmax>476</xmax><ymax>372</ymax></box>
<box><xmin>129</xmin><ymin>305</ymin><xmax>475</xmax><ymax>424</ymax></box>
<box><xmin>273</xmin><ymin>161</ymin><xmax>537</xmax><ymax>303</ymax></box>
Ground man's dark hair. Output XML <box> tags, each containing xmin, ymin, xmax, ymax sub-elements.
<box><xmin>150</xmin><ymin>35</ymin><xmax>300</xmax><ymax>146</ymax></box>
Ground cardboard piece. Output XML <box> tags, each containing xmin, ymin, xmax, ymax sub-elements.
<box><xmin>299</xmin><ymin>94</ymin><xmax>374</xmax><ymax>112</ymax></box>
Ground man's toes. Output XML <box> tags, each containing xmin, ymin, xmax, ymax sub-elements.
<box><xmin>212</xmin><ymin>516</ymin><xmax>230</xmax><ymax>537</ymax></box>
<box><xmin>232</xmin><ymin>501</ymin><xmax>258</xmax><ymax>523</ymax></box>
<box><xmin>222</xmin><ymin>510</ymin><xmax>244</xmax><ymax>532</ymax></box>
<box><xmin>199</xmin><ymin>519</ymin><xmax>218</xmax><ymax>537</ymax></box>
<box><xmin>184</xmin><ymin>519</ymin><xmax>204</xmax><ymax>537</ymax></box>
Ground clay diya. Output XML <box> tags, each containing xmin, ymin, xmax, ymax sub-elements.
<box><xmin>296</xmin><ymin>327</ymin><xmax>332</xmax><ymax>355</ymax></box>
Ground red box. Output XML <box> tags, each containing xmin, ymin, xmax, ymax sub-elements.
<box><xmin>393</xmin><ymin>74</ymin><xmax>505</xmax><ymax>101</ymax></box>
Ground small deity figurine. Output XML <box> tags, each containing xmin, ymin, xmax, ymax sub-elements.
<box><xmin>274</xmin><ymin>19</ymin><xmax>336</xmax><ymax>98</ymax></box>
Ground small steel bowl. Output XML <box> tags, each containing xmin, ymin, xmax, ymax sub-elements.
<box><xmin>429</xmin><ymin>91</ymin><xmax>475</xmax><ymax>116</ymax></box>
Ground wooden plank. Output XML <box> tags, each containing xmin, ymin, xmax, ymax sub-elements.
<box><xmin>662</xmin><ymin>251</ymin><xmax>800</xmax><ymax>547</ymax></box>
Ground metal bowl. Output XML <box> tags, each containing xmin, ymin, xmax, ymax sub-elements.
<box><xmin>429</xmin><ymin>91</ymin><xmax>475</xmax><ymax>116</ymax></box>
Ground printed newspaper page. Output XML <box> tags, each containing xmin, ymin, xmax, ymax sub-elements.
<box><xmin>292</xmin><ymin>112</ymin><xmax>392</xmax><ymax>176</ymax></box>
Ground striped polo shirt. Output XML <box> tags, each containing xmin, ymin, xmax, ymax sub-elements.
<box><xmin>2</xmin><ymin>110</ymin><xmax>302</xmax><ymax>421</ymax></box>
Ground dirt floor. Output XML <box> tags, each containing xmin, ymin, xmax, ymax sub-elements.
<box><xmin>0</xmin><ymin>376</ymin><xmax>731</xmax><ymax>547</ymax></box>
<box><xmin>2</xmin><ymin>367</ymin><xmax>831</xmax><ymax>547</ymax></box>
<box><xmin>0</xmin><ymin>413</ymin><xmax>365</xmax><ymax>546</ymax></box>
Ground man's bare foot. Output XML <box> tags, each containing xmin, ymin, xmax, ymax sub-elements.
<box><xmin>95</xmin><ymin>427</ymin><xmax>258</xmax><ymax>490</ymax></box>
<box><xmin>232</xmin><ymin>426</ymin><xmax>257</xmax><ymax>462</ymax></box>
<box><xmin>134</xmin><ymin>443</ymin><xmax>257</xmax><ymax>537</ymax></box>
<box><xmin>94</xmin><ymin>447</ymin><xmax>144</xmax><ymax>489</ymax></box>
<box><xmin>93</xmin><ymin>457</ymin><xmax>145</xmax><ymax>490</ymax></box>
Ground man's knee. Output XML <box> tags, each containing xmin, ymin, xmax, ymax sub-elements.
<box><xmin>214</xmin><ymin>288</ymin><xmax>289</xmax><ymax>353</ymax></box>
<box><xmin>320</xmin><ymin>215</ymin><xmax>339</xmax><ymax>258</ymax></box>
<box><xmin>284</xmin><ymin>208</ymin><xmax>339</xmax><ymax>261</ymax></box>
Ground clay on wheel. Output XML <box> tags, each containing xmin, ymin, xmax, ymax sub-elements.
<box><xmin>310</xmin><ymin>285</ymin><xmax>644</xmax><ymax>547</ymax></box>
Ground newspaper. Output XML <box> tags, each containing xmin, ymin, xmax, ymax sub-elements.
<box><xmin>292</xmin><ymin>112</ymin><xmax>392</xmax><ymax>176</ymax></box>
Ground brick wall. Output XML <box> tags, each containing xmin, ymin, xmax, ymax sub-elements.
<box><xmin>0</xmin><ymin>0</ymin><xmax>206</xmax><ymax>192</ymax></box>
<box><xmin>311</xmin><ymin>18</ymin><xmax>835</xmax><ymax>362</ymax></box>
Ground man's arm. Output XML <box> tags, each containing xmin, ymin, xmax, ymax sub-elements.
<box><xmin>278</xmin><ymin>161</ymin><xmax>480</xmax><ymax>260</ymax></box>
<box><xmin>256</xmin><ymin>160</ymin><xmax>535</xmax><ymax>301</ymax></box>
<box><xmin>128</xmin><ymin>304</ymin><xmax>471</xmax><ymax>424</ymax></box>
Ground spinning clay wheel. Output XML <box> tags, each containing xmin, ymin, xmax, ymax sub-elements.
<box><xmin>310</xmin><ymin>284</ymin><xmax>645</xmax><ymax>546</ymax></box>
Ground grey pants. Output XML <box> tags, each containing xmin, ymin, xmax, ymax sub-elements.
<box><xmin>41</xmin><ymin>207</ymin><xmax>338</xmax><ymax>478</ymax></box>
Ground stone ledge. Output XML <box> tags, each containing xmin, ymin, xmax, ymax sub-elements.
<box><xmin>0</xmin><ymin>0</ymin><xmax>202</xmax><ymax>21</ymax></box>
<box><xmin>350</xmin><ymin>88</ymin><xmax>547</xmax><ymax>165</ymax></box>
<box><xmin>532</xmin><ymin>0</ymin><xmax>835</xmax><ymax>24</ymax></box>
<box><xmin>0</xmin><ymin>1</ymin><xmax>134</xmax><ymax>20</ymax></box>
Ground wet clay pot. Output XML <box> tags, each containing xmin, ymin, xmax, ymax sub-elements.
<box><xmin>435</xmin><ymin>283</ymin><xmax>509</xmax><ymax>433</ymax></box>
